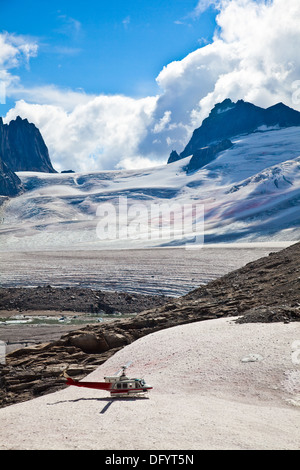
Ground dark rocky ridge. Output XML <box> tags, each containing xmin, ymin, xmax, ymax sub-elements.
<box><xmin>0</xmin><ymin>157</ymin><xmax>23</xmax><ymax>197</ymax></box>
<box><xmin>0</xmin><ymin>116</ymin><xmax>55</xmax><ymax>196</ymax></box>
<box><xmin>168</xmin><ymin>99</ymin><xmax>300</xmax><ymax>166</ymax></box>
<box><xmin>0</xmin><ymin>241</ymin><xmax>299</xmax><ymax>408</ymax></box>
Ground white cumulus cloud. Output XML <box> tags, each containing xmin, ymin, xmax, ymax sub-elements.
<box><xmin>0</xmin><ymin>32</ymin><xmax>38</xmax><ymax>96</ymax></box>
<box><xmin>5</xmin><ymin>94</ymin><xmax>158</xmax><ymax>172</ymax></box>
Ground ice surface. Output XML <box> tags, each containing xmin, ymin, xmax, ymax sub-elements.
<box><xmin>0</xmin><ymin>126</ymin><xmax>299</xmax><ymax>251</ymax></box>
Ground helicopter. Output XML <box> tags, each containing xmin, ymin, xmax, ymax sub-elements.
<box><xmin>64</xmin><ymin>362</ymin><xmax>153</xmax><ymax>397</ymax></box>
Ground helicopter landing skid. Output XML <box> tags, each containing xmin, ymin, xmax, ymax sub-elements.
<box><xmin>110</xmin><ymin>391</ymin><xmax>149</xmax><ymax>398</ymax></box>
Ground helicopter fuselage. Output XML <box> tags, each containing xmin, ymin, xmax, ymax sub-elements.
<box><xmin>104</xmin><ymin>375</ymin><xmax>152</xmax><ymax>396</ymax></box>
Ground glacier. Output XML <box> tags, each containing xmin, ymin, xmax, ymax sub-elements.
<box><xmin>0</xmin><ymin>126</ymin><xmax>300</xmax><ymax>251</ymax></box>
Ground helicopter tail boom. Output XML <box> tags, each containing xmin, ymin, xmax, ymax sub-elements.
<box><xmin>65</xmin><ymin>377</ymin><xmax>112</xmax><ymax>390</ymax></box>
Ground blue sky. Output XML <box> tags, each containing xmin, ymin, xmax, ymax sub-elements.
<box><xmin>1</xmin><ymin>0</ymin><xmax>217</xmax><ymax>111</ymax></box>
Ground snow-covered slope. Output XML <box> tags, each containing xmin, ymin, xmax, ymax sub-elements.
<box><xmin>0</xmin><ymin>127</ymin><xmax>300</xmax><ymax>250</ymax></box>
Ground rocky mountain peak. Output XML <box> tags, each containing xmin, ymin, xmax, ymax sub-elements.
<box><xmin>1</xmin><ymin>116</ymin><xmax>56</xmax><ymax>173</ymax></box>
<box><xmin>0</xmin><ymin>116</ymin><xmax>56</xmax><ymax>196</ymax></box>
<box><xmin>209</xmin><ymin>98</ymin><xmax>236</xmax><ymax>116</ymax></box>
<box><xmin>169</xmin><ymin>99</ymin><xmax>300</xmax><ymax>166</ymax></box>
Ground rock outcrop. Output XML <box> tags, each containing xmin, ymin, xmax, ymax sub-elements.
<box><xmin>183</xmin><ymin>139</ymin><xmax>233</xmax><ymax>173</ymax></box>
<box><xmin>1</xmin><ymin>241</ymin><xmax>299</xmax><ymax>408</ymax></box>
<box><xmin>168</xmin><ymin>150</ymin><xmax>181</xmax><ymax>164</ymax></box>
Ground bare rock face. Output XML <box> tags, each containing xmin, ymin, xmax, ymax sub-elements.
<box><xmin>0</xmin><ymin>116</ymin><xmax>56</xmax><ymax>173</ymax></box>
<box><xmin>168</xmin><ymin>150</ymin><xmax>181</xmax><ymax>164</ymax></box>
<box><xmin>0</xmin><ymin>116</ymin><xmax>56</xmax><ymax>196</ymax></box>
<box><xmin>183</xmin><ymin>139</ymin><xmax>233</xmax><ymax>173</ymax></box>
<box><xmin>0</xmin><ymin>157</ymin><xmax>22</xmax><ymax>197</ymax></box>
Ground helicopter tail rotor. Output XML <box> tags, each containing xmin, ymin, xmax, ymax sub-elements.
<box><xmin>62</xmin><ymin>368</ymin><xmax>71</xmax><ymax>379</ymax></box>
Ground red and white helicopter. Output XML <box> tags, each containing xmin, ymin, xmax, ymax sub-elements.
<box><xmin>64</xmin><ymin>362</ymin><xmax>152</xmax><ymax>397</ymax></box>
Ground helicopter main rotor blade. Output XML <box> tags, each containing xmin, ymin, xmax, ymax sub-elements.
<box><xmin>114</xmin><ymin>361</ymin><xmax>133</xmax><ymax>376</ymax></box>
